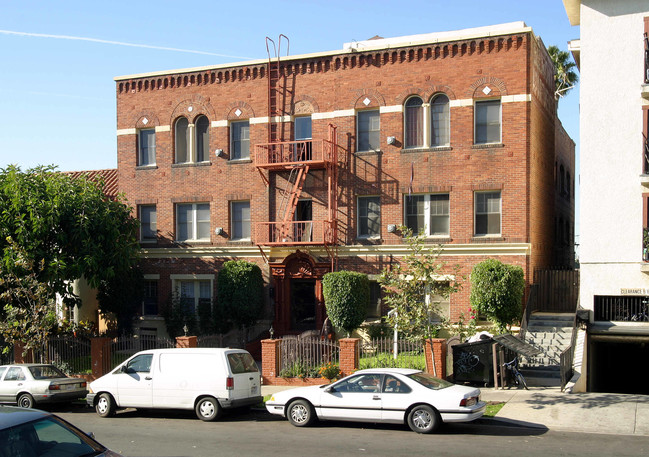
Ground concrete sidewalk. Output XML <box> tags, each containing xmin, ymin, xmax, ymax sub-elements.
<box><xmin>262</xmin><ymin>385</ymin><xmax>649</xmax><ymax>436</ymax></box>
<box><xmin>480</xmin><ymin>387</ymin><xmax>649</xmax><ymax>436</ymax></box>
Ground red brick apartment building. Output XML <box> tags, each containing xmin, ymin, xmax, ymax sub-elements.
<box><xmin>113</xmin><ymin>22</ymin><xmax>574</xmax><ymax>339</ymax></box>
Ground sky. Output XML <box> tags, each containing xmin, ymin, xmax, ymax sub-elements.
<box><xmin>0</xmin><ymin>0</ymin><xmax>580</xmax><ymax>231</ymax></box>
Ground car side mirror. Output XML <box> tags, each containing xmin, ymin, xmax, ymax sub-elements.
<box><xmin>324</xmin><ymin>385</ymin><xmax>336</xmax><ymax>393</ymax></box>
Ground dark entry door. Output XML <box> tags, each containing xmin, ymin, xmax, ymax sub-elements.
<box><xmin>291</xmin><ymin>279</ymin><xmax>317</xmax><ymax>331</ymax></box>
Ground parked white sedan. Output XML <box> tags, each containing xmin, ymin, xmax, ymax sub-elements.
<box><xmin>266</xmin><ymin>368</ymin><xmax>486</xmax><ymax>433</ymax></box>
<box><xmin>0</xmin><ymin>364</ymin><xmax>88</xmax><ymax>408</ymax></box>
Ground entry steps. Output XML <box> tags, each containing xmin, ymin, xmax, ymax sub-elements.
<box><xmin>519</xmin><ymin>312</ymin><xmax>574</xmax><ymax>387</ymax></box>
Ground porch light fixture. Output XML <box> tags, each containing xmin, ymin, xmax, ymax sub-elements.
<box><xmin>387</xmin><ymin>136</ymin><xmax>396</xmax><ymax>145</ymax></box>
<box><xmin>387</xmin><ymin>224</ymin><xmax>397</xmax><ymax>233</ymax></box>
<box><xmin>215</xmin><ymin>227</ymin><xmax>224</xmax><ymax>235</ymax></box>
<box><xmin>215</xmin><ymin>148</ymin><xmax>223</xmax><ymax>157</ymax></box>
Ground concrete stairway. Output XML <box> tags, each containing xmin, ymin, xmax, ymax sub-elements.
<box><xmin>519</xmin><ymin>312</ymin><xmax>574</xmax><ymax>387</ymax></box>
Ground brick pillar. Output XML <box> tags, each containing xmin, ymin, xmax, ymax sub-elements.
<box><xmin>339</xmin><ymin>338</ymin><xmax>359</xmax><ymax>377</ymax></box>
<box><xmin>91</xmin><ymin>337</ymin><xmax>112</xmax><ymax>380</ymax></box>
<box><xmin>261</xmin><ymin>339</ymin><xmax>280</xmax><ymax>383</ymax></box>
<box><xmin>176</xmin><ymin>336</ymin><xmax>198</xmax><ymax>348</ymax></box>
<box><xmin>14</xmin><ymin>343</ymin><xmax>33</xmax><ymax>364</ymax></box>
<box><xmin>424</xmin><ymin>338</ymin><xmax>447</xmax><ymax>379</ymax></box>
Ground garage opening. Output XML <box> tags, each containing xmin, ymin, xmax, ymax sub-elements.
<box><xmin>588</xmin><ymin>336</ymin><xmax>649</xmax><ymax>394</ymax></box>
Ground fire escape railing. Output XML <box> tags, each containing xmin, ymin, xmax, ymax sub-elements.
<box><xmin>255</xmin><ymin>220</ymin><xmax>337</xmax><ymax>245</ymax></box>
<box><xmin>254</xmin><ymin>139</ymin><xmax>337</xmax><ymax>168</ymax></box>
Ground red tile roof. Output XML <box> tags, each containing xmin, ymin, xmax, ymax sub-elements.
<box><xmin>64</xmin><ymin>169</ymin><xmax>118</xmax><ymax>198</ymax></box>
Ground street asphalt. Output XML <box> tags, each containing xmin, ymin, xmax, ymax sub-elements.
<box><xmin>262</xmin><ymin>385</ymin><xmax>649</xmax><ymax>436</ymax></box>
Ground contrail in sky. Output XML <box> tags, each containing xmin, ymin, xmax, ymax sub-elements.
<box><xmin>0</xmin><ymin>29</ymin><xmax>253</xmax><ymax>59</ymax></box>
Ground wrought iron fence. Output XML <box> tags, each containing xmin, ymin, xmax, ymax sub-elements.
<box><xmin>278</xmin><ymin>337</ymin><xmax>339</xmax><ymax>377</ymax></box>
<box><xmin>111</xmin><ymin>335</ymin><xmax>175</xmax><ymax>367</ymax></box>
<box><xmin>197</xmin><ymin>334</ymin><xmax>225</xmax><ymax>348</ymax></box>
<box><xmin>359</xmin><ymin>337</ymin><xmax>426</xmax><ymax>371</ymax></box>
<box><xmin>46</xmin><ymin>336</ymin><xmax>91</xmax><ymax>374</ymax></box>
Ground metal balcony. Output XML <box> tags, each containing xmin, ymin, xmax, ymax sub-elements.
<box><xmin>254</xmin><ymin>220</ymin><xmax>336</xmax><ymax>246</ymax></box>
<box><xmin>254</xmin><ymin>139</ymin><xmax>336</xmax><ymax>170</ymax></box>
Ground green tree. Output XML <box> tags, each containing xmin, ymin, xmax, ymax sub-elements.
<box><xmin>95</xmin><ymin>267</ymin><xmax>144</xmax><ymax>335</ymax></box>
<box><xmin>0</xmin><ymin>165</ymin><xmax>140</xmax><ymax>312</ymax></box>
<box><xmin>469</xmin><ymin>259</ymin><xmax>525</xmax><ymax>333</ymax></box>
<box><xmin>379</xmin><ymin>227</ymin><xmax>462</xmax><ymax>374</ymax></box>
<box><xmin>217</xmin><ymin>260</ymin><xmax>264</xmax><ymax>331</ymax></box>
<box><xmin>548</xmin><ymin>45</ymin><xmax>579</xmax><ymax>100</ymax></box>
<box><xmin>322</xmin><ymin>271</ymin><xmax>369</xmax><ymax>337</ymax></box>
<box><xmin>0</xmin><ymin>237</ymin><xmax>57</xmax><ymax>359</ymax></box>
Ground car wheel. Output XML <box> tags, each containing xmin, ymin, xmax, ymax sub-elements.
<box><xmin>407</xmin><ymin>405</ymin><xmax>440</xmax><ymax>434</ymax></box>
<box><xmin>286</xmin><ymin>399</ymin><xmax>316</xmax><ymax>427</ymax></box>
<box><xmin>96</xmin><ymin>393</ymin><xmax>116</xmax><ymax>418</ymax></box>
<box><xmin>17</xmin><ymin>393</ymin><xmax>35</xmax><ymax>409</ymax></box>
<box><xmin>195</xmin><ymin>396</ymin><xmax>222</xmax><ymax>421</ymax></box>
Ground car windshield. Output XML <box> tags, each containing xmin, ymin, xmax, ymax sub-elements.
<box><xmin>407</xmin><ymin>372</ymin><xmax>453</xmax><ymax>390</ymax></box>
<box><xmin>0</xmin><ymin>416</ymin><xmax>105</xmax><ymax>457</ymax></box>
<box><xmin>29</xmin><ymin>365</ymin><xmax>67</xmax><ymax>380</ymax></box>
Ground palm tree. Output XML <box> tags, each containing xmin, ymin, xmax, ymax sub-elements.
<box><xmin>548</xmin><ymin>45</ymin><xmax>579</xmax><ymax>100</ymax></box>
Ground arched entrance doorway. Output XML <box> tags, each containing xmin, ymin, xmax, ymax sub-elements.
<box><xmin>269</xmin><ymin>251</ymin><xmax>331</xmax><ymax>335</ymax></box>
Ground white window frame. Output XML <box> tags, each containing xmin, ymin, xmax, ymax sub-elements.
<box><xmin>170</xmin><ymin>274</ymin><xmax>214</xmax><ymax>315</ymax></box>
<box><xmin>230</xmin><ymin>120</ymin><xmax>250</xmax><ymax>160</ymax></box>
<box><xmin>356</xmin><ymin>109</ymin><xmax>380</xmax><ymax>152</ymax></box>
<box><xmin>474</xmin><ymin>99</ymin><xmax>502</xmax><ymax>145</ymax></box>
<box><xmin>138</xmin><ymin>204</ymin><xmax>157</xmax><ymax>243</ymax></box>
<box><xmin>231</xmin><ymin>200</ymin><xmax>251</xmax><ymax>241</ymax></box>
<box><xmin>137</xmin><ymin>128</ymin><xmax>156</xmax><ymax>166</ymax></box>
<box><xmin>404</xmin><ymin>193</ymin><xmax>450</xmax><ymax>237</ymax></box>
<box><xmin>474</xmin><ymin>191</ymin><xmax>502</xmax><ymax>236</ymax></box>
<box><xmin>357</xmin><ymin>195</ymin><xmax>381</xmax><ymax>239</ymax></box>
<box><xmin>175</xmin><ymin>203</ymin><xmax>210</xmax><ymax>242</ymax></box>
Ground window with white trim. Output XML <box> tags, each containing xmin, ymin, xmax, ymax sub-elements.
<box><xmin>231</xmin><ymin>201</ymin><xmax>251</xmax><ymax>240</ymax></box>
<box><xmin>175</xmin><ymin>115</ymin><xmax>210</xmax><ymax>163</ymax></box>
<box><xmin>176</xmin><ymin>203</ymin><xmax>210</xmax><ymax>242</ymax></box>
<box><xmin>405</xmin><ymin>97</ymin><xmax>424</xmax><ymax>148</ymax></box>
<box><xmin>358</xmin><ymin>196</ymin><xmax>381</xmax><ymax>238</ymax></box>
<box><xmin>138</xmin><ymin>129</ymin><xmax>156</xmax><ymax>166</ymax></box>
<box><xmin>175</xmin><ymin>279</ymin><xmax>212</xmax><ymax>315</ymax></box>
<box><xmin>142</xmin><ymin>279</ymin><xmax>158</xmax><ymax>316</ymax></box>
<box><xmin>357</xmin><ymin>110</ymin><xmax>380</xmax><ymax>152</ymax></box>
<box><xmin>430</xmin><ymin>94</ymin><xmax>450</xmax><ymax>147</ymax></box>
<box><xmin>474</xmin><ymin>100</ymin><xmax>501</xmax><ymax>144</ymax></box>
<box><xmin>474</xmin><ymin>191</ymin><xmax>501</xmax><ymax>236</ymax></box>
<box><xmin>138</xmin><ymin>205</ymin><xmax>157</xmax><ymax>242</ymax></box>
<box><xmin>404</xmin><ymin>194</ymin><xmax>450</xmax><ymax>236</ymax></box>
<box><xmin>230</xmin><ymin>120</ymin><xmax>250</xmax><ymax>160</ymax></box>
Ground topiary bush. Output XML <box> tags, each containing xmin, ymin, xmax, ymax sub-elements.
<box><xmin>469</xmin><ymin>259</ymin><xmax>525</xmax><ymax>333</ymax></box>
<box><xmin>217</xmin><ymin>260</ymin><xmax>264</xmax><ymax>330</ymax></box>
<box><xmin>322</xmin><ymin>271</ymin><xmax>369</xmax><ymax>337</ymax></box>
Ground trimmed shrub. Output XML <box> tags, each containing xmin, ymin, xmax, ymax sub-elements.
<box><xmin>322</xmin><ymin>271</ymin><xmax>369</xmax><ymax>337</ymax></box>
<box><xmin>470</xmin><ymin>259</ymin><xmax>525</xmax><ymax>333</ymax></box>
<box><xmin>217</xmin><ymin>260</ymin><xmax>264</xmax><ymax>329</ymax></box>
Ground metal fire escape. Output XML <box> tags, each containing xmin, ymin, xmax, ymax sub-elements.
<box><xmin>254</xmin><ymin>36</ymin><xmax>339</xmax><ymax>267</ymax></box>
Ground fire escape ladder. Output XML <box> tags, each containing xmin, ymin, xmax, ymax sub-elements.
<box><xmin>282</xmin><ymin>164</ymin><xmax>310</xmax><ymax>223</ymax></box>
<box><xmin>265</xmin><ymin>35</ymin><xmax>289</xmax><ymax>143</ymax></box>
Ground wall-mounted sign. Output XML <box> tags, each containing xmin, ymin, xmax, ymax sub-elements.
<box><xmin>620</xmin><ymin>288</ymin><xmax>649</xmax><ymax>295</ymax></box>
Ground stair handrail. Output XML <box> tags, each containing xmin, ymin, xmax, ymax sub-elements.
<box><xmin>520</xmin><ymin>284</ymin><xmax>539</xmax><ymax>340</ymax></box>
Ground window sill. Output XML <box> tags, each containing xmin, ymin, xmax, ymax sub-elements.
<box><xmin>356</xmin><ymin>237</ymin><xmax>383</xmax><ymax>244</ymax></box>
<box><xmin>401</xmin><ymin>146</ymin><xmax>452</xmax><ymax>154</ymax></box>
<box><xmin>471</xmin><ymin>235</ymin><xmax>505</xmax><ymax>242</ymax></box>
<box><xmin>227</xmin><ymin>158</ymin><xmax>252</xmax><ymax>164</ymax></box>
<box><xmin>173</xmin><ymin>240</ymin><xmax>212</xmax><ymax>245</ymax></box>
<box><xmin>136</xmin><ymin>165</ymin><xmax>158</xmax><ymax>170</ymax></box>
<box><xmin>171</xmin><ymin>161</ymin><xmax>212</xmax><ymax>168</ymax></box>
<box><xmin>139</xmin><ymin>240</ymin><xmax>158</xmax><ymax>245</ymax></box>
<box><xmin>471</xmin><ymin>143</ymin><xmax>504</xmax><ymax>149</ymax></box>
<box><xmin>355</xmin><ymin>150</ymin><xmax>382</xmax><ymax>156</ymax></box>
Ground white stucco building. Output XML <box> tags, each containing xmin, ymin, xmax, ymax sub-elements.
<box><xmin>564</xmin><ymin>0</ymin><xmax>649</xmax><ymax>393</ymax></box>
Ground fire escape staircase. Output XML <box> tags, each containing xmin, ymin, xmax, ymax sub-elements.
<box><xmin>254</xmin><ymin>36</ymin><xmax>339</xmax><ymax>267</ymax></box>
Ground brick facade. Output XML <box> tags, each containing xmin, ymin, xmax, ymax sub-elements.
<box><xmin>113</xmin><ymin>24</ymin><xmax>574</xmax><ymax>337</ymax></box>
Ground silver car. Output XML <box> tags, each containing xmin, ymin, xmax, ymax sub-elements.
<box><xmin>0</xmin><ymin>405</ymin><xmax>122</xmax><ymax>456</ymax></box>
<box><xmin>0</xmin><ymin>364</ymin><xmax>88</xmax><ymax>408</ymax></box>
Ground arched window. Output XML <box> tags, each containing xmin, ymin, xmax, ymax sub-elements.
<box><xmin>195</xmin><ymin>115</ymin><xmax>209</xmax><ymax>162</ymax></box>
<box><xmin>405</xmin><ymin>97</ymin><xmax>424</xmax><ymax>148</ymax></box>
<box><xmin>175</xmin><ymin>117</ymin><xmax>189</xmax><ymax>163</ymax></box>
<box><xmin>430</xmin><ymin>94</ymin><xmax>450</xmax><ymax>147</ymax></box>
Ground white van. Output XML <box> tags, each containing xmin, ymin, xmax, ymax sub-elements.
<box><xmin>86</xmin><ymin>348</ymin><xmax>262</xmax><ymax>421</ymax></box>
